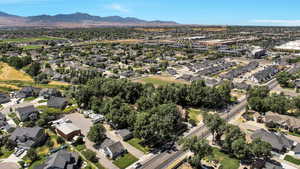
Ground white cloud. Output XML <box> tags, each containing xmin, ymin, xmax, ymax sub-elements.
<box><xmin>106</xmin><ymin>3</ymin><xmax>129</xmax><ymax>13</ymax></box>
<box><xmin>251</xmin><ymin>19</ymin><xmax>300</xmax><ymax>26</ymax></box>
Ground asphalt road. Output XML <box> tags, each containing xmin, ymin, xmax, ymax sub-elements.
<box><xmin>140</xmin><ymin>78</ymin><xmax>279</xmax><ymax>169</ymax></box>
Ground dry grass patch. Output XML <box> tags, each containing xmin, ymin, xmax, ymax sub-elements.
<box><xmin>0</xmin><ymin>62</ymin><xmax>33</xmax><ymax>81</ymax></box>
<box><xmin>48</xmin><ymin>81</ymin><xmax>70</xmax><ymax>86</ymax></box>
<box><xmin>134</xmin><ymin>28</ymin><xmax>176</xmax><ymax>32</ymax></box>
<box><xmin>134</xmin><ymin>75</ymin><xmax>189</xmax><ymax>86</ymax></box>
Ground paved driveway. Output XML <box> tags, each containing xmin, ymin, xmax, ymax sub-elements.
<box><xmin>62</xmin><ymin>113</ymin><xmax>119</xmax><ymax>169</ymax></box>
<box><xmin>0</xmin><ymin>162</ymin><xmax>19</xmax><ymax>169</ymax></box>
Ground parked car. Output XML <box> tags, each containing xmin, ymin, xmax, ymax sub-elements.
<box><xmin>132</xmin><ymin>162</ymin><xmax>142</xmax><ymax>169</ymax></box>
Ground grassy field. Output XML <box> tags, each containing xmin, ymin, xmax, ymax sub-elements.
<box><xmin>22</xmin><ymin>45</ymin><xmax>44</xmax><ymax>50</ymax></box>
<box><xmin>113</xmin><ymin>153</ymin><xmax>138</xmax><ymax>169</ymax></box>
<box><xmin>0</xmin><ymin>36</ymin><xmax>64</xmax><ymax>44</ymax></box>
<box><xmin>135</xmin><ymin>75</ymin><xmax>189</xmax><ymax>86</ymax></box>
<box><xmin>187</xmin><ymin>108</ymin><xmax>204</xmax><ymax>123</ymax></box>
<box><xmin>206</xmin><ymin>148</ymin><xmax>240</xmax><ymax>169</ymax></box>
<box><xmin>284</xmin><ymin>155</ymin><xmax>300</xmax><ymax>165</ymax></box>
<box><xmin>0</xmin><ymin>62</ymin><xmax>33</xmax><ymax>81</ymax></box>
<box><xmin>127</xmin><ymin>138</ymin><xmax>150</xmax><ymax>153</ymax></box>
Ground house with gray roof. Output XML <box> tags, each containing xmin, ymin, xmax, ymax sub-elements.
<box><xmin>100</xmin><ymin>138</ymin><xmax>126</xmax><ymax>159</ymax></box>
<box><xmin>0</xmin><ymin>93</ymin><xmax>10</xmax><ymax>104</ymax></box>
<box><xmin>251</xmin><ymin>129</ymin><xmax>294</xmax><ymax>153</ymax></box>
<box><xmin>15</xmin><ymin>86</ymin><xmax>41</xmax><ymax>98</ymax></box>
<box><xmin>9</xmin><ymin>127</ymin><xmax>46</xmax><ymax>149</ymax></box>
<box><xmin>36</xmin><ymin>149</ymin><xmax>81</xmax><ymax>169</ymax></box>
<box><xmin>47</xmin><ymin>97</ymin><xmax>68</xmax><ymax>109</ymax></box>
<box><xmin>15</xmin><ymin>105</ymin><xmax>39</xmax><ymax>122</ymax></box>
<box><xmin>39</xmin><ymin>88</ymin><xmax>62</xmax><ymax>99</ymax></box>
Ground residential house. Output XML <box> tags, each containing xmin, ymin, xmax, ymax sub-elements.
<box><xmin>54</xmin><ymin>123</ymin><xmax>81</xmax><ymax>140</ymax></box>
<box><xmin>47</xmin><ymin>97</ymin><xmax>68</xmax><ymax>109</ymax></box>
<box><xmin>100</xmin><ymin>138</ymin><xmax>126</xmax><ymax>159</ymax></box>
<box><xmin>0</xmin><ymin>93</ymin><xmax>10</xmax><ymax>104</ymax></box>
<box><xmin>251</xmin><ymin>129</ymin><xmax>294</xmax><ymax>153</ymax></box>
<box><xmin>39</xmin><ymin>88</ymin><xmax>62</xmax><ymax>99</ymax></box>
<box><xmin>36</xmin><ymin>149</ymin><xmax>81</xmax><ymax>169</ymax></box>
<box><xmin>15</xmin><ymin>86</ymin><xmax>41</xmax><ymax>98</ymax></box>
<box><xmin>264</xmin><ymin>112</ymin><xmax>300</xmax><ymax>132</ymax></box>
<box><xmin>251</xmin><ymin>66</ymin><xmax>279</xmax><ymax>83</ymax></box>
<box><xmin>15</xmin><ymin>105</ymin><xmax>39</xmax><ymax>122</ymax></box>
<box><xmin>9</xmin><ymin>127</ymin><xmax>46</xmax><ymax>149</ymax></box>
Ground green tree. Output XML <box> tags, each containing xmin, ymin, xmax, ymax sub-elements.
<box><xmin>27</xmin><ymin>148</ymin><xmax>38</xmax><ymax>162</ymax></box>
<box><xmin>87</xmin><ymin>123</ymin><xmax>106</xmax><ymax>145</ymax></box>
<box><xmin>250</xmin><ymin>138</ymin><xmax>272</xmax><ymax>159</ymax></box>
<box><xmin>180</xmin><ymin>137</ymin><xmax>212</xmax><ymax>168</ymax></box>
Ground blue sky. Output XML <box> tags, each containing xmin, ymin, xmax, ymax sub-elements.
<box><xmin>1</xmin><ymin>0</ymin><xmax>300</xmax><ymax>26</ymax></box>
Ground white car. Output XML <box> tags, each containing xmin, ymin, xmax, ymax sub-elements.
<box><xmin>132</xmin><ymin>162</ymin><xmax>142</xmax><ymax>169</ymax></box>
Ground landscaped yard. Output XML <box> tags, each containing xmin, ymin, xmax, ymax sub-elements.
<box><xmin>127</xmin><ymin>138</ymin><xmax>150</xmax><ymax>153</ymax></box>
<box><xmin>205</xmin><ymin>148</ymin><xmax>240</xmax><ymax>169</ymax></box>
<box><xmin>22</xmin><ymin>45</ymin><xmax>44</xmax><ymax>50</ymax></box>
<box><xmin>113</xmin><ymin>153</ymin><xmax>138</xmax><ymax>169</ymax></box>
<box><xmin>284</xmin><ymin>155</ymin><xmax>300</xmax><ymax>165</ymax></box>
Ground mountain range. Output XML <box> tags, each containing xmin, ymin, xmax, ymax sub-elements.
<box><xmin>0</xmin><ymin>11</ymin><xmax>178</xmax><ymax>28</ymax></box>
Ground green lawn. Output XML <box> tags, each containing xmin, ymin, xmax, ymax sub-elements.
<box><xmin>206</xmin><ymin>148</ymin><xmax>240</xmax><ymax>169</ymax></box>
<box><xmin>127</xmin><ymin>138</ymin><xmax>150</xmax><ymax>153</ymax></box>
<box><xmin>288</xmin><ymin>131</ymin><xmax>300</xmax><ymax>137</ymax></box>
<box><xmin>284</xmin><ymin>155</ymin><xmax>300</xmax><ymax>165</ymax></box>
<box><xmin>113</xmin><ymin>153</ymin><xmax>138</xmax><ymax>169</ymax></box>
<box><xmin>187</xmin><ymin>108</ymin><xmax>203</xmax><ymax>124</ymax></box>
<box><xmin>24</xmin><ymin>96</ymin><xmax>37</xmax><ymax>102</ymax></box>
<box><xmin>22</xmin><ymin>45</ymin><xmax>43</xmax><ymax>50</ymax></box>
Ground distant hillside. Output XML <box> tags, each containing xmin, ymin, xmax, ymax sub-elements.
<box><xmin>0</xmin><ymin>11</ymin><xmax>178</xmax><ymax>28</ymax></box>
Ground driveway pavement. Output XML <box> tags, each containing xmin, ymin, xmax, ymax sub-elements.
<box><xmin>0</xmin><ymin>162</ymin><xmax>19</xmax><ymax>169</ymax></box>
<box><xmin>63</xmin><ymin>113</ymin><xmax>119</xmax><ymax>169</ymax></box>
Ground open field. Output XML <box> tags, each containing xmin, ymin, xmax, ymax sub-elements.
<box><xmin>0</xmin><ymin>36</ymin><xmax>64</xmax><ymax>44</ymax></box>
<box><xmin>0</xmin><ymin>62</ymin><xmax>33</xmax><ymax>81</ymax></box>
<box><xmin>134</xmin><ymin>75</ymin><xmax>189</xmax><ymax>86</ymax></box>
